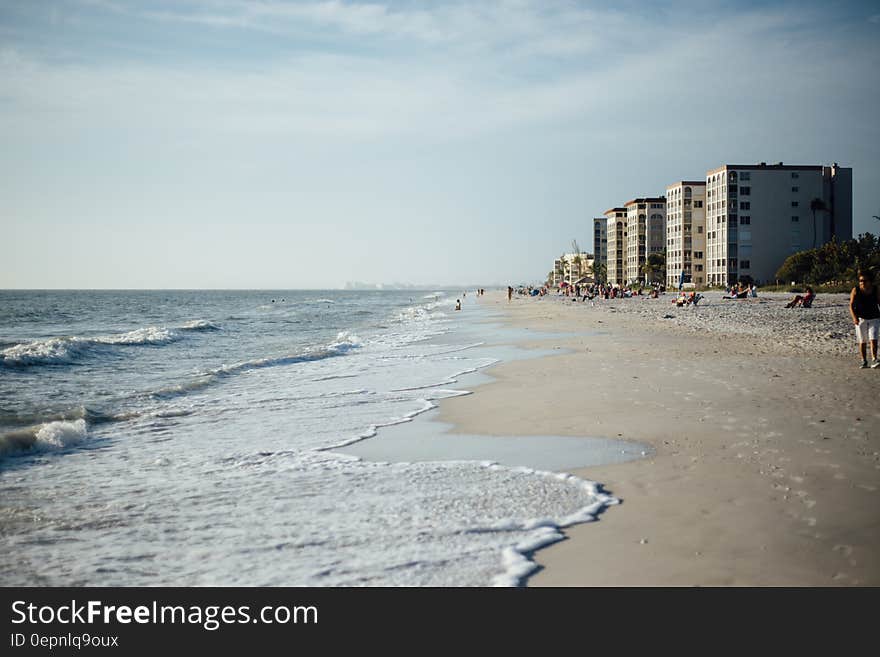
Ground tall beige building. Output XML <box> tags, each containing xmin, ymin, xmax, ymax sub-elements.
<box><xmin>625</xmin><ymin>197</ymin><xmax>666</xmax><ymax>285</ymax></box>
<box><xmin>665</xmin><ymin>181</ymin><xmax>706</xmax><ymax>288</ymax></box>
<box><xmin>604</xmin><ymin>207</ymin><xmax>627</xmax><ymax>285</ymax></box>
<box><xmin>704</xmin><ymin>162</ymin><xmax>852</xmax><ymax>286</ymax></box>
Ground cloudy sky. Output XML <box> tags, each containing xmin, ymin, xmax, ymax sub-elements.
<box><xmin>2</xmin><ymin>0</ymin><xmax>879</xmax><ymax>288</ymax></box>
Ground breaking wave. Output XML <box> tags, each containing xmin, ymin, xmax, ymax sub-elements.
<box><xmin>0</xmin><ymin>419</ymin><xmax>89</xmax><ymax>458</ymax></box>
<box><xmin>0</xmin><ymin>320</ymin><xmax>219</xmax><ymax>367</ymax></box>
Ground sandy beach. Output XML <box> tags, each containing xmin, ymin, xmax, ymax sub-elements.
<box><xmin>439</xmin><ymin>290</ymin><xmax>880</xmax><ymax>586</ymax></box>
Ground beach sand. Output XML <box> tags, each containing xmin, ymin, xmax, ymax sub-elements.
<box><xmin>439</xmin><ymin>290</ymin><xmax>880</xmax><ymax>586</ymax></box>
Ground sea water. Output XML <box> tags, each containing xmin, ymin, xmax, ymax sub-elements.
<box><xmin>0</xmin><ymin>290</ymin><xmax>636</xmax><ymax>586</ymax></box>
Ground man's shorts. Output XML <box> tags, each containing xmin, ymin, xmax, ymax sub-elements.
<box><xmin>856</xmin><ymin>317</ymin><xmax>880</xmax><ymax>343</ymax></box>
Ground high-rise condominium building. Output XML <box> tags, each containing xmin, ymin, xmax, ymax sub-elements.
<box><xmin>604</xmin><ymin>207</ymin><xmax>627</xmax><ymax>286</ymax></box>
<box><xmin>593</xmin><ymin>218</ymin><xmax>607</xmax><ymax>281</ymax></box>
<box><xmin>704</xmin><ymin>162</ymin><xmax>852</xmax><ymax>286</ymax></box>
<box><xmin>625</xmin><ymin>197</ymin><xmax>666</xmax><ymax>285</ymax></box>
<box><xmin>665</xmin><ymin>181</ymin><xmax>706</xmax><ymax>288</ymax></box>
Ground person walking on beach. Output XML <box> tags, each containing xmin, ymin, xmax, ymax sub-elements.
<box><xmin>850</xmin><ymin>270</ymin><xmax>880</xmax><ymax>368</ymax></box>
<box><xmin>508</xmin><ymin>286</ymin><xmax>513</xmax><ymax>302</ymax></box>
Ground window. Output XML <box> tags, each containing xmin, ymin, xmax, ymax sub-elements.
<box><xmin>739</xmin><ymin>186</ymin><xmax>751</xmax><ymax>195</ymax></box>
<box><xmin>740</xmin><ymin>261</ymin><xmax>750</xmax><ymax>269</ymax></box>
<box><xmin>694</xmin><ymin>251</ymin><xmax>703</xmax><ymax>259</ymax></box>
<box><xmin>739</xmin><ymin>216</ymin><xmax>750</xmax><ymax>225</ymax></box>
<box><xmin>791</xmin><ymin>216</ymin><xmax>799</xmax><ymax>222</ymax></box>
<box><xmin>791</xmin><ymin>172</ymin><xmax>799</xmax><ymax>179</ymax></box>
<box><xmin>740</xmin><ymin>201</ymin><xmax>750</xmax><ymax>210</ymax></box>
<box><xmin>791</xmin><ymin>201</ymin><xmax>799</xmax><ymax>207</ymax></box>
<box><xmin>695</xmin><ymin>265</ymin><xmax>703</xmax><ymax>272</ymax></box>
<box><xmin>697</xmin><ymin>226</ymin><xmax>703</xmax><ymax>233</ymax></box>
<box><xmin>791</xmin><ymin>186</ymin><xmax>799</xmax><ymax>192</ymax></box>
<box><xmin>694</xmin><ymin>200</ymin><xmax>703</xmax><ymax>208</ymax></box>
<box><xmin>740</xmin><ymin>172</ymin><xmax>750</xmax><ymax>180</ymax></box>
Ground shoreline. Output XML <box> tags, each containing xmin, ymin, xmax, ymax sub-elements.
<box><xmin>437</xmin><ymin>290</ymin><xmax>880</xmax><ymax>586</ymax></box>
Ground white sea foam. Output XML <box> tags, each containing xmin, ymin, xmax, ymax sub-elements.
<box><xmin>324</xmin><ymin>331</ymin><xmax>362</xmax><ymax>354</ymax></box>
<box><xmin>34</xmin><ymin>419</ymin><xmax>88</xmax><ymax>449</ymax></box>
<box><xmin>180</xmin><ymin>320</ymin><xmax>221</xmax><ymax>331</ymax></box>
<box><xmin>94</xmin><ymin>327</ymin><xmax>176</xmax><ymax>346</ymax></box>
<box><xmin>0</xmin><ymin>337</ymin><xmax>92</xmax><ymax>366</ymax></box>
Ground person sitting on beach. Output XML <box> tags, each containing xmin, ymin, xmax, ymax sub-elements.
<box><xmin>785</xmin><ymin>287</ymin><xmax>814</xmax><ymax>308</ymax></box>
<box><xmin>723</xmin><ymin>284</ymin><xmax>748</xmax><ymax>299</ymax></box>
<box><xmin>455</xmin><ymin>299</ymin><xmax>462</xmax><ymax>311</ymax></box>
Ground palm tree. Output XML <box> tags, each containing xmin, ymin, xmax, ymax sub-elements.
<box><xmin>591</xmin><ymin>261</ymin><xmax>607</xmax><ymax>284</ymax></box>
<box><xmin>570</xmin><ymin>240</ymin><xmax>583</xmax><ymax>282</ymax></box>
<box><xmin>810</xmin><ymin>198</ymin><xmax>828</xmax><ymax>248</ymax></box>
<box><xmin>641</xmin><ymin>252</ymin><xmax>666</xmax><ymax>285</ymax></box>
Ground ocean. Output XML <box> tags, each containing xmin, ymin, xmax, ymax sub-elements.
<box><xmin>0</xmin><ymin>290</ymin><xmax>637</xmax><ymax>586</ymax></box>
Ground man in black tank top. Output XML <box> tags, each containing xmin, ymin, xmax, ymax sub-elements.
<box><xmin>850</xmin><ymin>270</ymin><xmax>880</xmax><ymax>368</ymax></box>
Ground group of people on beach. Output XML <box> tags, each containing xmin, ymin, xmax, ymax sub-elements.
<box><xmin>722</xmin><ymin>282</ymin><xmax>758</xmax><ymax>299</ymax></box>
<box><xmin>505</xmin><ymin>268</ymin><xmax>880</xmax><ymax>370</ymax></box>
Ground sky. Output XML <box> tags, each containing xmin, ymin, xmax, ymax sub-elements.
<box><xmin>1</xmin><ymin>0</ymin><xmax>879</xmax><ymax>289</ymax></box>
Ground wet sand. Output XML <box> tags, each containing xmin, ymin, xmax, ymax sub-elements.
<box><xmin>439</xmin><ymin>291</ymin><xmax>880</xmax><ymax>585</ymax></box>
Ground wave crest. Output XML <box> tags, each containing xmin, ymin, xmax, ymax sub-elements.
<box><xmin>0</xmin><ymin>419</ymin><xmax>88</xmax><ymax>457</ymax></box>
<box><xmin>1</xmin><ymin>320</ymin><xmax>218</xmax><ymax>367</ymax></box>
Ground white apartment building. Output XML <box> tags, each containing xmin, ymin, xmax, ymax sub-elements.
<box><xmin>604</xmin><ymin>207</ymin><xmax>627</xmax><ymax>286</ymax></box>
<box><xmin>704</xmin><ymin>162</ymin><xmax>852</xmax><ymax>286</ymax></box>
<box><xmin>593</xmin><ymin>218</ymin><xmax>607</xmax><ymax>281</ymax></box>
<box><xmin>665</xmin><ymin>181</ymin><xmax>706</xmax><ymax>288</ymax></box>
<box><xmin>625</xmin><ymin>197</ymin><xmax>666</xmax><ymax>285</ymax></box>
<box><xmin>553</xmin><ymin>253</ymin><xmax>593</xmax><ymax>286</ymax></box>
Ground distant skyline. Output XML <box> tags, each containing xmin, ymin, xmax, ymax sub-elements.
<box><xmin>2</xmin><ymin>0</ymin><xmax>879</xmax><ymax>288</ymax></box>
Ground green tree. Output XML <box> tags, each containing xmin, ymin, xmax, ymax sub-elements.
<box><xmin>776</xmin><ymin>233</ymin><xmax>880</xmax><ymax>285</ymax></box>
<box><xmin>640</xmin><ymin>251</ymin><xmax>666</xmax><ymax>285</ymax></box>
<box><xmin>776</xmin><ymin>250</ymin><xmax>814</xmax><ymax>284</ymax></box>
